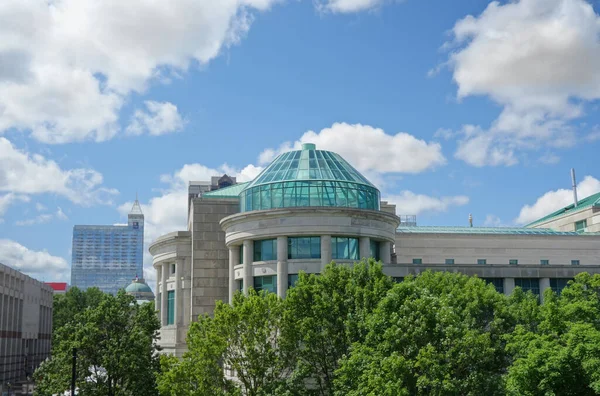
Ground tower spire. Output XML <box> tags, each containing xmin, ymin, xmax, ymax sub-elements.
<box><xmin>129</xmin><ymin>193</ymin><xmax>143</xmax><ymax>215</ymax></box>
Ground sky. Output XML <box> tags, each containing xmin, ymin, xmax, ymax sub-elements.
<box><xmin>1</xmin><ymin>0</ymin><xmax>600</xmax><ymax>286</ymax></box>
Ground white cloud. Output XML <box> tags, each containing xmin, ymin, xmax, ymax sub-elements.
<box><xmin>454</xmin><ymin>125</ymin><xmax>518</xmax><ymax>167</ymax></box>
<box><xmin>516</xmin><ymin>175</ymin><xmax>600</xmax><ymax>224</ymax></box>
<box><xmin>538</xmin><ymin>152</ymin><xmax>561</xmax><ymax>165</ymax></box>
<box><xmin>15</xmin><ymin>207</ymin><xmax>69</xmax><ymax>226</ymax></box>
<box><xmin>259</xmin><ymin>123</ymin><xmax>446</xmax><ymax>177</ymax></box>
<box><xmin>0</xmin><ymin>137</ymin><xmax>118</xmax><ymax>205</ymax></box>
<box><xmin>384</xmin><ymin>191</ymin><xmax>469</xmax><ymax>216</ymax></box>
<box><xmin>125</xmin><ymin>101</ymin><xmax>185</xmax><ymax>136</ymax></box>
<box><xmin>0</xmin><ymin>193</ymin><xmax>29</xmax><ymax>218</ymax></box>
<box><xmin>0</xmin><ymin>0</ymin><xmax>281</xmax><ymax>143</ymax></box>
<box><xmin>316</xmin><ymin>0</ymin><xmax>394</xmax><ymax>13</ymax></box>
<box><xmin>35</xmin><ymin>203</ymin><xmax>46</xmax><ymax>211</ymax></box>
<box><xmin>0</xmin><ymin>239</ymin><xmax>69</xmax><ymax>281</ymax></box>
<box><xmin>442</xmin><ymin>0</ymin><xmax>600</xmax><ymax>166</ymax></box>
<box><xmin>483</xmin><ymin>214</ymin><xmax>503</xmax><ymax>227</ymax></box>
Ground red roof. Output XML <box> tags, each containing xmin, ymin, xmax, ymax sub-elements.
<box><xmin>46</xmin><ymin>282</ymin><xmax>68</xmax><ymax>291</ymax></box>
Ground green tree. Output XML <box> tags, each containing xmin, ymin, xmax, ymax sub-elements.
<box><xmin>506</xmin><ymin>273</ymin><xmax>600</xmax><ymax>395</ymax></box>
<box><xmin>52</xmin><ymin>286</ymin><xmax>104</xmax><ymax>334</ymax></box>
<box><xmin>157</xmin><ymin>290</ymin><xmax>295</xmax><ymax>396</ymax></box>
<box><xmin>35</xmin><ymin>291</ymin><xmax>160</xmax><ymax>396</ymax></box>
<box><xmin>334</xmin><ymin>271</ymin><xmax>530</xmax><ymax>396</ymax></box>
<box><xmin>283</xmin><ymin>259</ymin><xmax>394</xmax><ymax>395</ymax></box>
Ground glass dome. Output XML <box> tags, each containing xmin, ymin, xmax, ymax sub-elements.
<box><xmin>240</xmin><ymin>143</ymin><xmax>380</xmax><ymax>212</ymax></box>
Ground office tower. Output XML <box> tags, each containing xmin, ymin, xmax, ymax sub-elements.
<box><xmin>71</xmin><ymin>198</ymin><xmax>144</xmax><ymax>295</ymax></box>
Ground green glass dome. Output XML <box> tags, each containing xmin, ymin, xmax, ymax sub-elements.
<box><xmin>125</xmin><ymin>279</ymin><xmax>152</xmax><ymax>293</ymax></box>
<box><xmin>240</xmin><ymin>143</ymin><xmax>380</xmax><ymax>212</ymax></box>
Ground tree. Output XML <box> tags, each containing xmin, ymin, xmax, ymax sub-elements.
<box><xmin>283</xmin><ymin>259</ymin><xmax>394</xmax><ymax>395</ymax></box>
<box><xmin>505</xmin><ymin>273</ymin><xmax>600</xmax><ymax>395</ymax></box>
<box><xmin>334</xmin><ymin>271</ymin><xmax>531</xmax><ymax>396</ymax></box>
<box><xmin>157</xmin><ymin>290</ymin><xmax>295</xmax><ymax>396</ymax></box>
<box><xmin>52</xmin><ymin>286</ymin><xmax>104</xmax><ymax>334</ymax></box>
<box><xmin>35</xmin><ymin>291</ymin><xmax>160</xmax><ymax>396</ymax></box>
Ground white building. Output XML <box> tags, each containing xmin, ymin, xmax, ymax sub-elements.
<box><xmin>150</xmin><ymin>143</ymin><xmax>600</xmax><ymax>356</ymax></box>
<box><xmin>0</xmin><ymin>263</ymin><xmax>53</xmax><ymax>389</ymax></box>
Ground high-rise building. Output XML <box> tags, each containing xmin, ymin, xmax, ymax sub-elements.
<box><xmin>70</xmin><ymin>198</ymin><xmax>144</xmax><ymax>295</ymax></box>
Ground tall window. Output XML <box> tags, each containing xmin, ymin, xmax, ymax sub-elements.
<box><xmin>254</xmin><ymin>239</ymin><xmax>277</xmax><ymax>261</ymax></box>
<box><xmin>550</xmin><ymin>278</ymin><xmax>571</xmax><ymax>295</ymax></box>
<box><xmin>482</xmin><ymin>278</ymin><xmax>504</xmax><ymax>294</ymax></box>
<box><xmin>331</xmin><ymin>237</ymin><xmax>359</xmax><ymax>260</ymax></box>
<box><xmin>254</xmin><ymin>275</ymin><xmax>277</xmax><ymax>294</ymax></box>
<box><xmin>167</xmin><ymin>290</ymin><xmax>175</xmax><ymax>325</ymax></box>
<box><xmin>170</xmin><ymin>263</ymin><xmax>176</xmax><ymax>274</ymax></box>
<box><xmin>515</xmin><ymin>278</ymin><xmax>540</xmax><ymax>295</ymax></box>
<box><xmin>575</xmin><ymin>219</ymin><xmax>587</xmax><ymax>232</ymax></box>
<box><xmin>288</xmin><ymin>274</ymin><xmax>299</xmax><ymax>289</ymax></box>
<box><xmin>370</xmin><ymin>240</ymin><xmax>381</xmax><ymax>261</ymax></box>
<box><xmin>237</xmin><ymin>279</ymin><xmax>243</xmax><ymax>292</ymax></box>
<box><xmin>239</xmin><ymin>245</ymin><xmax>243</xmax><ymax>264</ymax></box>
<box><xmin>288</xmin><ymin>237</ymin><xmax>321</xmax><ymax>259</ymax></box>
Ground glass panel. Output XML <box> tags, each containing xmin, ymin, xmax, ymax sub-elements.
<box><xmin>254</xmin><ymin>275</ymin><xmax>277</xmax><ymax>294</ymax></box>
<box><xmin>167</xmin><ymin>291</ymin><xmax>175</xmax><ymax>325</ymax></box>
<box><xmin>288</xmin><ymin>274</ymin><xmax>299</xmax><ymax>289</ymax></box>
<box><xmin>412</xmin><ymin>258</ymin><xmax>422</xmax><ymax>264</ymax></box>
<box><xmin>477</xmin><ymin>259</ymin><xmax>487</xmax><ymax>265</ymax></box>
<box><xmin>515</xmin><ymin>278</ymin><xmax>540</xmax><ymax>295</ymax></box>
<box><xmin>482</xmin><ymin>278</ymin><xmax>504</xmax><ymax>293</ymax></box>
<box><xmin>550</xmin><ymin>278</ymin><xmax>571</xmax><ymax>295</ymax></box>
<box><xmin>370</xmin><ymin>240</ymin><xmax>380</xmax><ymax>261</ymax></box>
<box><xmin>311</xmin><ymin>237</ymin><xmax>321</xmax><ymax>259</ymax></box>
<box><xmin>445</xmin><ymin>259</ymin><xmax>454</xmax><ymax>265</ymax></box>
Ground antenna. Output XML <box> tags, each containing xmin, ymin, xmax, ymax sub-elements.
<box><xmin>571</xmin><ymin>168</ymin><xmax>578</xmax><ymax>208</ymax></box>
<box><xmin>469</xmin><ymin>213</ymin><xmax>473</xmax><ymax>227</ymax></box>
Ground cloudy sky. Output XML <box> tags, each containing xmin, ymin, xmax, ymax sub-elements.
<box><xmin>1</xmin><ymin>0</ymin><xmax>599</xmax><ymax>285</ymax></box>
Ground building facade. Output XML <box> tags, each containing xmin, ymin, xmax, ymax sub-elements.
<box><xmin>71</xmin><ymin>199</ymin><xmax>144</xmax><ymax>295</ymax></box>
<box><xmin>150</xmin><ymin>143</ymin><xmax>600</xmax><ymax>356</ymax></box>
<box><xmin>0</xmin><ymin>263</ymin><xmax>53</xmax><ymax>389</ymax></box>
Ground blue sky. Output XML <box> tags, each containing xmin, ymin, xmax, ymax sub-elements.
<box><xmin>1</xmin><ymin>0</ymin><xmax>599</xmax><ymax>284</ymax></box>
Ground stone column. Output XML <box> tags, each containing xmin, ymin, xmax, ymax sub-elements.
<box><xmin>379</xmin><ymin>241</ymin><xmax>392</xmax><ymax>264</ymax></box>
<box><xmin>161</xmin><ymin>262</ymin><xmax>168</xmax><ymax>326</ymax></box>
<box><xmin>540</xmin><ymin>277</ymin><xmax>551</xmax><ymax>303</ymax></box>
<box><xmin>359</xmin><ymin>237</ymin><xmax>371</xmax><ymax>260</ymax></box>
<box><xmin>243</xmin><ymin>240</ymin><xmax>253</xmax><ymax>294</ymax></box>
<box><xmin>277</xmin><ymin>236</ymin><xmax>288</xmax><ymax>298</ymax></box>
<box><xmin>228</xmin><ymin>246</ymin><xmax>240</xmax><ymax>304</ymax></box>
<box><xmin>155</xmin><ymin>265</ymin><xmax>161</xmax><ymax>313</ymax></box>
<box><xmin>321</xmin><ymin>235</ymin><xmax>332</xmax><ymax>271</ymax></box>
<box><xmin>503</xmin><ymin>277</ymin><xmax>515</xmax><ymax>296</ymax></box>
<box><xmin>175</xmin><ymin>258</ymin><xmax>183</xmax><ymax>327</ymax></box>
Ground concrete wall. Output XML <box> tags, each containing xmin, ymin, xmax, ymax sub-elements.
<box><xmin>0</xmin><ymin>263</ymin><xmax>53</xmax><ymax>385</ymax></box>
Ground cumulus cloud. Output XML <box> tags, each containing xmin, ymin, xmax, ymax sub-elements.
<box><xmin>15</xmin><ymin>207</ymin><xmax>68</xmax><ymax>226</ymax></box>
<box><xmin>0</xmin><ymin>137</ymin><xmax>118</xmax><ymax>205</ymax></box>
<box><xmin>441</xmin><ymin>0</ymin><xmax>600</xmax><ymax>166</ymax></box>
<box><xmin>259</xmin><ymin>122</ymin><xmax>446</xmax><ymax>177</ymax></box>
<box><xmin>384</xmin><ymin>191</ymin><xmax>469</xmax><ymax>216</ymax></box>
<box><xmin>0</xmin><ymin>239</ymin><xmax>69</xmax><ymax>281</ymax></box>
<box><xmin>126</xmin><ymin>101</ymin><xmax>185</xmax><ymax>136</ymax></box>
<box><xmin>516</xmin><ymin>175</ymin><xmax>600</xmax><ymax>224</ymax></box>
<box><xmin>316</xmin><ymin>0</ymin><xmax>396</xmax><ymax>13</ymax></box>
<box><xmin>0</xmin><ymin>0</ymin><xmax>281</xmax><ymax>143</ymax></box>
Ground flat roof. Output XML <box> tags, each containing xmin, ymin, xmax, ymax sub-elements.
<box><xmin>396</xmin><ymin>226</ymin><xmax>600</xmax><ymax>236</ymax></box>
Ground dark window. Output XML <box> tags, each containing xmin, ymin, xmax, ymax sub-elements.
<box><xmin>515</xmin><ymin>278</ymin><xmax>540</xmax><ymax>295</ymax></box>
<box><xmin>370</xmin><ymin>240</ymin><xmax>381</xmax><ymax>261</ymax></box>
<box><xmin>412</xmin><ymin>258</ymin><xmax>422</xmax><ymax>264</ymax></box>
<box><xmin>477</xmin><ymin>259</ymin><xmax>487</xmax><ymax>265</ymax></box>
<box><xmin>445</xmin><ymin>259</ymin><xmax>455</xmax><ymax>265</ymax></box>
<box><xmin>254</xmin><ymin>275</ymin><xmax>277</xmax><ymax>294</ymax></box>
<box><xmin>482</xmin><ymin>278</ymin><xmax>504</xmax><ymax>294</ymax></box>
<box><xmin>540</xmin><ymin>259</ymin><xmax>549</xmax><ymax>265</ymax></box>
<box><xmin>170</xmin><ymin>263</ymin><xmax>176</xmax><ymax>274</ymax></box>
<box><xmin>167</xmin><ymin>291</ymin><xmax>175</xmax><ymax>325</ymax></box>
<box><xmin>239</xmin><ymin>245</ymin><xmax>243</xmax><ymax>264</ymax></box>
<box><xmin>237</xmin><ymin>279</ymin><xmax>243</xmax><ymax>292</ymax></box>
<box><xmin>575</xmin><ymin>219</ymin><xmax>587</xmax><ymax>232</ymax></box>
<box><xmin>288</xmin><ymin>274</ymin><xmax>299</xmax><ymax>289</ymax></box>
<box><xmin>571</xmin><ymin>260</ymin><xmax>580</xmax><ymax>266</ymax></box>
<box><xmin>550</xmin><ymin>278</ymin><xmax>571</xmax><ymax>295</ymax></box>
<box><xmin>253</xmin><ymin>239</ymin><xmax>277</xmax><ymax>261</ymax></box>
<box><xmin>288</xmin><ymin>237</ymin><xmax>321</xmax><ymax>259</ymax></box>
<box><xmin>509</xmin><ymin>259</ymin><xmax>518</xmax><ymax>265</ymax></box>
<box><xmin>331</xmin><ymin>237</ymin><xmax>359</xmax><ymax>260</ymax></box>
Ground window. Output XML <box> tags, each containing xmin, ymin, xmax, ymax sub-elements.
<box><xmin>370</xmin><ymin>240</ymin><xmax>381</xmax><ymax>261</ymax></box>
<box><xmin>477</xmin><ymin>259</ymin><xmax>487</xmax><ymax>265</ymax></box>
<box><xmin>331</xmin><ymin>237</ymin><xmax>359</xmax><ymax>260</ymax></box>
<box><xmin>482</xmin><ymin>278</ymin><xmax>504</xmax><ymax>294</ymax></box>
<box><xmin>515</xmin><ymin>278</ymin><xmax>540</xmax><ymax>295</ymax></box>
<box><xmin>575</xmin><ymin>219</ymin><xmax>587</xmax><ymax>232</ymax></box>
<box><xmin>550</xmin><ymin>278</ymin><xmax>571</xmax><ymax>295</ymax></box>
<box><xmin>571</xmin><ymin>260</ymin><xmax>580</xmax><ymax>266</ymax></box>
<box><xmin>170</xmin><ymin>263</ymin><xmax>176</xmax><ymax>274</ymax></box>
<box><xmin>540</xmin><ymin>259</ymin><xmax>549</xmax><ymax>265</ymax></box>
<box><xmin>239</xmin><ymin>245</ymin><xmax>243</xmax><ymax>264</ymax></box>
<box><xmin>288</xmin><ymin>237</ymin><xmax>321</xmax><ymax>259</ymax></box>
<box><xmin>254</xmin><ymin>239</ymin><xmax>277</xmax><ymax>261</ymax></box>
<box><xmin>288</xmin><ymin>274</ymin><xmax>299</xmax><ymax>289</ymax></box>
<box><xmin>254</xmin><ymin>275</ymin><xmax>277</xmax><ymax>294</ymax></box>
<box><xmin>445</xmin><ymin>259</ymin><xmax>455</xmax><ymax>265</ymax></box>
<box><xmin>509</xmin><ymin>259</ymin><xmax>518</xmax><ymax>265</ymax></box>
<box><xmin>412</xmin><ymin>258</ymin><xmax>422</xmax><ymax>264</ymax></box>
<box><xmin>167</xmin><ymin>290</ymin><xmax>175</xmax><ymax>325</ymax></box>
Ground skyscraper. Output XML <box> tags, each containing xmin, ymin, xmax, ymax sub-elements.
<box><xmin>70</xmin><ymin>198</ymin><xmax>144</xmax><ymax>295</ymax></box>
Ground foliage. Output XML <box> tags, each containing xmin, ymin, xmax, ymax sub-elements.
<box><xmin>52</xmin><ymin>286</ymin><xmax>104</xmax><ymax>337</ymax></box>
<box><xmin>35</xmin><ymin>292</ymin><xmax>160</xmax><ymax>396</ymax></box>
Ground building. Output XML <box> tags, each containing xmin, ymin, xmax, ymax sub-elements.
<box><xmin>45</xmin><ymin>282</ymin><xmax>68</xmax><ymax>294</ymax></box>
<box><xmin>149</xmin><ymin>143</ymin><xmax>600</xmax><ymax>356</ymax></box>
<box><xmin>0</xmin><ymin>263</ymin><xmax>53</xmax><ymax>390</ymax></box>
<box><xmin>188</xmin><ymin>175</ymin><xmax>237</xmax><ymax>214</ymax></box>
<box><xmin>71</xmin><ymin>198</ymin><xmax>144</xmax><ymax>295</ymax></box>
<box><xmin>125</xmin><ymin>277</ymin><xmax>155</xmax><ymax>305</ymax></box>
